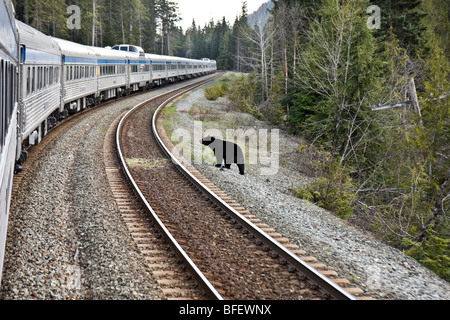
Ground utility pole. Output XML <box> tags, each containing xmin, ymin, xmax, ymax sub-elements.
<box><xmin>372</xmin><ymin>78</ymin><xmax>422</xmax><ymax>115</ymax></box>
<box><xmin>372</xmin><ymin>77</ymin><xmax>449</xmax><ymax>128</ymax></box>
<box><xmin>408</xmin><ymin>78</ymin><xmax>421</xmax><ymax>117</ymax></box>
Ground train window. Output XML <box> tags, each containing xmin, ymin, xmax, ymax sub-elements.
<box><xmin>37</xmin><ymin>67</ymin><xmax>40</xmax><ymax>90</ymax></box>
<box><xmin>44</xmin><ymin>67</ymin><xmax>48</xmax><ymax>87</ymax></box>
<box><xmin>153</xmin><ymin>64</ymin><xmax>163</xmax><ymax>71</ymax></box>
<box><xmin>37</xmin><ymin>67</ymin><xmax>41</xmax><ymax>90</ymax></box>
<box><xmin>31</xmin><ymin>67</ymin><xmax>35</xmax><ymax>93</ymax></box>
<box><xmin>49</xmin><ymin>67</ymin><xmax>53</xmax><ymax>84</ymax></box>
<box><xmin>39</xmin><ymin>67</ymin><xmax>43</xmax><ymax>89</ymax></box>
<box><xmin>6</xmin><ymin>62</ymin><xmax>11</xmax><ymax>129</ymax></box>
<box><xmin>1</xmin><ymin>60</ymin><xmax>3</xmax><ymax>149</ymax></box>
<box><xmin>27</xmin><ymin>67</ymin><xmax>31</xmax><ymax>95</ymax></box>
<box><xmin>41</xmin><ymin>67</ymin><xmax>44</xmax><ymax>88</ymax></box>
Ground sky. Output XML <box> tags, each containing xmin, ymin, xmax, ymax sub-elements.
<box><xmin>174</xmin><ymin>0</ymin><xmax>270</xmax><ymax>30</ymax></box>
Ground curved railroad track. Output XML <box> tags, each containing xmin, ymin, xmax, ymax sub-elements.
<box><xmin>114</xmin><ymin>76</ymin><xmax>366</xmax><ymax>300</ymax></box>
<box><xmin>3</xmin><ymin>74</ymin><xmax>219</xmax><ymax>300</ymax></box>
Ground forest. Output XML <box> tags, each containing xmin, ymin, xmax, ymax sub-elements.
<box><xmin>12</xmin><ymin>0</ymin><xmax>449</xmax><ymax>280</ymax></box>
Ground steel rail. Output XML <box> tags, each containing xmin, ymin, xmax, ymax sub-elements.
<box><xmin>152</xmin><ymin>82</ymin><xmax>358</xmax><ymax>301</ymax></box>
<box><xmin>116</xmin><ymin>76</ymin><xmax>224</xmax><ymax>300</ymax></box>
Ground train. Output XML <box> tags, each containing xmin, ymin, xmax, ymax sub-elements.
<box><xmin>0</xmin><ymin>0</ymin><xmax>216</xmax><ymax>286</ymax></box>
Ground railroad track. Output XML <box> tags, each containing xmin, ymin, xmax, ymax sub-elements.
<box><xmin>5</xmin><ymin>74</ymin><xmax>220</xmax><ymax>300</ymax></box>
<box><xmin>113</xmin><ymin>76</ymin><xmax>369</xmax><ymax>300</ymax></box>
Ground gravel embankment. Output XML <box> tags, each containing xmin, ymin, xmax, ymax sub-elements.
<box><xmin>0</xmin><ymin>79</ymin><xmax>208</xmax><ymax>300</ymax></box>
<box><xmin>169</xmin><ymin>84</ymin><xmax>450</xmax><ymax>300</ymax></box>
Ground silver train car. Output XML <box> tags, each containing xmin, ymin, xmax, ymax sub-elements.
<box><xmin>15</xmin><ymin>19</ymin><xmax>216</xmax><ymax>164</ymax></box>
<box><xmin>17</xmin><ymin>21</ymin><xmax>62</xmax><ymax>148</ymax></box>
<box><xmin>0</xmin><ymin>0</ymin><xmax>19</xmax><ymax>287</ymax></box>
<box><xmin>0</xmin><ymin>0</ymin><xmax>216</xmax><ymax>288</ymax></box>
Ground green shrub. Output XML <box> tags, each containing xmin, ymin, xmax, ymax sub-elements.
<box><xmin>296</xmin><ymin>154</ymin><xmax>356</xmax><ymax>219</ymax></box>
<box><xmin>403</xmin><ymin>230</ymin><xmax>450</xmax><ymax>281</ymax></box>
<box><xmin>226</xmin><ymin>75</ymin><xmax>262</xmax><ymax>118</ymax></box>
<box><xmin>204</xmin><ymin>82</ymin><xmax>228</xmax><ymax>100</ymax></box>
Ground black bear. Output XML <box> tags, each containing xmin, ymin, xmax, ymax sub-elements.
<box><xmin>201</xmin><ymin>136</ymin><xmax>245</xmax><ymax>175</ymax></box>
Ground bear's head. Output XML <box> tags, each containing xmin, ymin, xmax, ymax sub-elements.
<box><xmin>201</xmin><ymin>136</ymin><xmax>215</xmax><ymax>146</ymax></box>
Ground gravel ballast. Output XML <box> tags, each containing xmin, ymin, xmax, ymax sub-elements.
<box><xmin>168</xmin><ymin>83</ymin><xmax>450</xmax><ymax>300</ymax></box>
<box><xmin>0</xmin><ymin>79</ymin><xmax>209</xmax><ymax>300</ymax></box>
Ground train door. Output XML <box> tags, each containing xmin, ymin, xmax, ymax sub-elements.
<box><xmin>126</xmin><ymin>59</ymin><xmax>130</xmax><ymax>92</ymax></box>
<box><xmin>16</xmin><ymin>45</ymin><xmax>25</xmax><ymax>160</ymax></box>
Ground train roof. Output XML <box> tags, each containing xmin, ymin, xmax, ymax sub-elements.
<box><xmin>52</xmin><ymin>38</ymin><xmax>97</xmax><ymax>63</ymax></box>
<box><xmin>145</xmin><ymin>53</ymin><xmax>167</xmax><ymax>63</ymax></box>
<box><xmin>92</xmin><ymin>46</ymin><xmax>130</xmax><ymax>62</ymax></box>
<box><xmin>16</xmin><ymin>20</ymin><xmax>61</xmax><ymax>57</ymax></box>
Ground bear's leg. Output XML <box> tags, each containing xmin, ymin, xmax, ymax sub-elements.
<box><xmin>237</xmin><ymin>164</ymin><xmax>245</xmax><ymax>175</ymax></box>
<box><xmin>215</xmin><ymin>156</ymin><xmax>223</xmax><ymax>168</ymax></box>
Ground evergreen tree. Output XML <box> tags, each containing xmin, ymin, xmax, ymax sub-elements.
<box><xmin>293</xmin><ymin>0</ymin><xmax>381</xmax><ymax>161</ymax></box>
<box><xmin>155</xmin><ymin>0</ymin><xmax>180</xmax><ymax>55</ymax></box>
<box><xmin>374</xmin><ymin>0</ymin><xmax>426</xmax><ymax>57</ymax></box>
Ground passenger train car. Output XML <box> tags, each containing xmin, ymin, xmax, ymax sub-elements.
<box><xmin>0</xmin><ymin>0</ymin><xmax>19</xmax><ymax>287</ymax></box>
<box><xmin>0</xmin><ymin>0</ymin><xmax>216</xmax><ymax>287</ymax></box>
